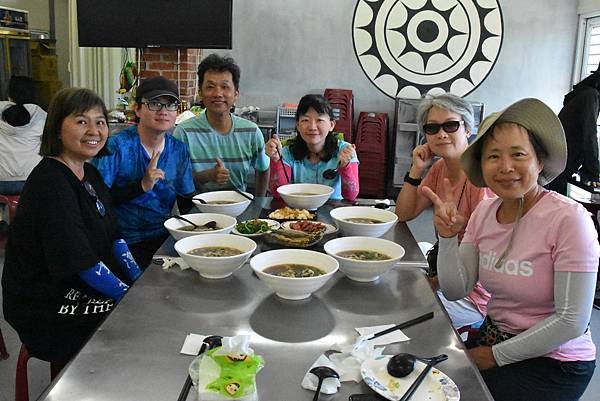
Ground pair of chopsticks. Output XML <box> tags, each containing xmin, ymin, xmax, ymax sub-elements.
<box><xmin>366</xmin><ymin>311</ymin><xmax>434</xmax><ymax>341</ymax></box>
<box><xmin>271</xmin><ymin>132</ymin><xmax>291</xmax><ymax>184</ymax></box>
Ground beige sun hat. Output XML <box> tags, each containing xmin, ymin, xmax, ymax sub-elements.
<box><xmin>460</xmin><ymin>98</ymin><xmax>566</xmax><ymax>188</ymax></box>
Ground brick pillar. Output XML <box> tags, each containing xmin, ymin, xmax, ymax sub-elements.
<box><xmin>136</xmin><ymin>48</ymin><xmax>202</xmax><ymax>106</ymax></box>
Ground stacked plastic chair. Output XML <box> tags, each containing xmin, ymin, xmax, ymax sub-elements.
<box><xmin>354</xmin><ymin>112</ymin><xmax>389</xmax><ymax>198</ymax></box>
<box><xmin>324</xmin><ymin>89</ymin><xmax>354</xmax><ymax>143</ymax></box>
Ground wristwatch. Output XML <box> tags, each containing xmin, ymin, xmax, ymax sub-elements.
<box><xmin>403</xmin><ymin>171</ymin><xmax>422</xmax><ymax>186</ymax></box>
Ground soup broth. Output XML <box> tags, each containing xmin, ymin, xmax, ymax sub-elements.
<box><xmin>344</xmin><ymin>217</ymin><xmax>384</xmax><ymax>224</ymax></box>
<box><xmin>337</xmin><ymin>250</ymin><xmax>391</xmax><ymax>261</ymax></box>
<box><xmin>188</xmin><ymin>246</ymin><xmax>243</xmax><ymax>257</ymax></box>
<box><xmin>207</xmin><ymin>200</ymin><xmax>236</xmax><ymax>205</ymax></box>
<box><xmin>264</xmin><ymin>264</ymin><xmax>325</xmax><ymax>278</ymax></box>
<box><xmin>179</xmin><ymin>225</ymin><xmax>221</xmax><ymax>232</ymax></box>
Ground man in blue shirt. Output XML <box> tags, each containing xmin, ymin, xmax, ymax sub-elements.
<box><xmin>94</xmin><ymin>76</ymin><xmax>195</xmax><ymax>268</ymax></box>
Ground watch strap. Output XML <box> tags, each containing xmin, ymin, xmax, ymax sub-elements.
<box><xmin>404</xmin><ymin>171</ymin><xmax>422</xmax><ymax>186</ymax></box>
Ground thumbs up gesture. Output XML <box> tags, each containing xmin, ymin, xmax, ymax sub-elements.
<box><xmin>420</xmin><ymin>178</ymin><xmax>466</xmax><ymax>238</ymax></box>
<box><xmin>141</xmin><ymin>149</ymin><xmax>165</xmax><ymax>192</ymax></box>
<box><xmin>212</xmin><ymin>158</ymin><xmax>230</xmax><ymax>185</ymax></box>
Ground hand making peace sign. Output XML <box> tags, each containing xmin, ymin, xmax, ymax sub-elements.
<box><xmin>141</xmin><ymin>149</ymin><xmax>165</xmax><ymax>192</ymax></box>
<box><xmin>420</xmin><ymin>178</ymin><xmax>466</xmax><ymax>238</ymax></box>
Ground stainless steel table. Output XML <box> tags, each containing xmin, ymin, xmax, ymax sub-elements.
<box><xmin>39</xmin><ymin>199</ymin><xmax>493</xmax><ymax>401</ymax></box>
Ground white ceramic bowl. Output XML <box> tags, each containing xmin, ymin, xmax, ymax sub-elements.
<box><xmin>192</xmin><ymin>190</ymin><xmax>252</xmax><ymax>217</ymax></box>
<box><xmin>175</xmin><ymin>234</ymin><xmax>257</xmax><ymax>279</ymax></box>
<box><xmin>329</xmin><ymin>206</ymin><xmax>398</xmax><ymax>237</ymax></box>
<box><xmin>324</xmin><ymin>236</ymin><xmax>405</xmax><ymax>282</ymax></box>
<box><xmin>277</xmin><ymin>183</ymin><xmax>334</xmax><ymax>210</ymax></box>
<box><xmin>164</xmin><ymin>213</ymin><xmax>237</xmax><ymax>240</ymax></box>
<box><xmin>250</xmin><ymin>249</ymin><xmax>338</xmax><ymax>300</ymax></box>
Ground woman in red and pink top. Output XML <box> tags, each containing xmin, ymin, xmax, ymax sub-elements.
<box><xmin>395</xmin><ymin>93</ymin><xmax>491</xmax><ymax>330</ymax></box>
<box><xmin>424</xmin><ymin>98</ymin><xmax>598</xmax><ymax>401</ymax></box>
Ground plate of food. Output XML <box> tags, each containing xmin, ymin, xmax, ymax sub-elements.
<box><xmin>361</xmin><ymin>355</ymin><xmax>460</xmax><ymax>401</ymax></box>
<box><xmin>232</xmin><ymin>219</ymin><xmax>280</xmax><ymax>237</ymax></box>
<box><xmin>263</xmin><ymin>228</ymin><xmax>324</xmax><ymax>248</ymax></box>
<box><xmin>281</xmin><ymin>220</ymin><xmax>337</xmax><ymax>235</ymax></box>
<box><xmin>266</xmin><ymin>207</ymin><xmax>316</xmax><ymax>221</ymax></box>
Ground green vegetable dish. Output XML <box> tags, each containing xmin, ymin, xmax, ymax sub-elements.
<box><xmin>236</xmin><ymin>219</ymin><xmax>271</xmax><ymax>234</ymax></box>
<box><xmin>264</xmin><ymin>264</ymin><xmax>325</xmax><ymax>278</ymax></box>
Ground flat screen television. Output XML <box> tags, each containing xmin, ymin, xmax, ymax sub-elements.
<box><xmin>77</xmin><ymin>0</ymin><xmax>232</xmax><ymax>48</ymax></box>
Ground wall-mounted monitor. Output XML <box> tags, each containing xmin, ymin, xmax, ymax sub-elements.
<box><xmin>77</xmin><ymin>0</ymin><xmax>232</xmax><ymax>49</ymax></box>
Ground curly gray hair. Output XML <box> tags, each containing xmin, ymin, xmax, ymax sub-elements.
<box><xmin>416</xmin><ymin>93</ymin><xmax>475</xmax><ymax>137</ymax></box>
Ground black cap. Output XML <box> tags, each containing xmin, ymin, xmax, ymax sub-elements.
<box><xmin>136</xmin><ymin>76</ymin><xmax>180</xmax><ymax>102</ymax></box>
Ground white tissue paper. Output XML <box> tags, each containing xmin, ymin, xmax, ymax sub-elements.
<box><xmin>301</xmin><ymin>354</ymin><xmax>342</xmax><ymax>394</ymax></box>
<box><xmin>355</xmin><ymin>324</ymin><xmax>410</xmax><ymax>346</ymax></box>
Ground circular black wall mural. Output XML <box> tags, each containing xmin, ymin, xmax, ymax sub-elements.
<box><xmin>353</xmin><ymin>0</ymin><xmax>503</xmax><ymax>98</ymax></box>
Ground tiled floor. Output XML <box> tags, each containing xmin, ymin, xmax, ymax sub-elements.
<box><xmin>0</xmin><ymin>210</ymin><xmax>599</xmax><ymax>400</ymax></box>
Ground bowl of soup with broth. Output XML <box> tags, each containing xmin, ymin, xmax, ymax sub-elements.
<box><xmin>175</xmin><ymin>234</ymin><xmax>257</xmax><ymax>279</ymax></box>
<box><xmin>277</xmin><ymin>183</ymin><xmax>334</xmax><ymax>210</ymax></box>
<box><xmin>250</xmin><ymin>249</ymin><xmax>338</xmax><ymax>300</ymax></box>
<box><xmin>164</xmin><ymin>213</ymin><xmax>237</xmax><ymax>240</ymax></box>
<box><xmin>192</xmin><ymin>190</ymin><xmax>252</xmax><ymax>217</ymax></box>
<box><xmin>329</xmin><ymin>206</ymin><xmax>398</xmax><ymax>237</ymax></box>
<box><xmin>324</xmin><ymin>236</ymin><xmax>405</xmax><ymax>282</ymax></box>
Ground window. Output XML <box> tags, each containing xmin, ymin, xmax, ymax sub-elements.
<box><xmin>580</xmin><ymin>16</ymin><xmax>600</xmax><ymax>78</ymax></box>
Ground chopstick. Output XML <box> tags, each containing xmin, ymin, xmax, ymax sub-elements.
<box><xmin>366</xmin><ymin>311</ymin><xmax>434</xmax><ymax>340</ymax></box>
<box><xmin>231</xmin><ymin>185</ymin><xmax>255</xmax><ymax>202</ymax></box>
<box><xmin>176</xmin><ymin>342</ymin><xmax>207</xmax><ymax>401</ymax></box>
<box><xmin>272</xmin><ymin>132</ymin><xmax>291</xmax><ymax>184</ymax></box>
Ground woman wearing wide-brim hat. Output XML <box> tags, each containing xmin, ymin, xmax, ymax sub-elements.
<box><xmin>422</xmin><ymin>98</ymin><xmax>599</xmax><ymax>401</ymax></box>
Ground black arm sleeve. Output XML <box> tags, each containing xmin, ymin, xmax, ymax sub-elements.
<box><xmin>109</xmin><ymin>181</ymin><xmax>145</xmax><ymax>205</ymax></box>
<box><xmin>177</xmin><ymin>195</ymin><xmax>194</xmax><ymax>214</ymax></box>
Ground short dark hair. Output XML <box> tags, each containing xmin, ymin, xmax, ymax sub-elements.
<box><xmin>40</xmin><ymin>88</ymin><xmax>109</xmax><ymax>157</ymax></box>
<box><xmin>290</xmin><ymin>94</ymin><xmax>338</xmax><ymax>162</ymax></box>
<box><xmin>475</xmin><ymin>124</ymin><xmax>549</xmax><ymax>164</ymax></box>
<box><xmin>197</xmin><ymin>54</ymin><xmax>240</xmax><ymax>90</ymax></box>
<box><xmin>2</xmin><ymin>76</ymin><xmax>36</xmax><ymax>127</ymax></box>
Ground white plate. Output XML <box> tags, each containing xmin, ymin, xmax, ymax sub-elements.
<box><xmin>281</xmin><ymin>220</ymin><xmax>338</xmax><ymax>235</ymax></box>
<box><xmin>232</xmin><ymin>219</ymin><xmax>280</xmax><ymax>237</ymax></box>
<box><xmin>361</xmin><ymin>355</ymin><xmax>460</xmax><ymax>401</ymax></box>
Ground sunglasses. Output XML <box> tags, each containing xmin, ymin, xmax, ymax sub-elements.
<box><xmin>141</xmin><ymin>101</ymin><xmax>179</xmax><ymax>111</ymax></box>
<box><xmin>423</xmin><ymin>120</ymin><xmax>464</xmax><ymax>135</ymax></box>
<box><xmin>83</xmin><ymin>181</ymin><xmax>106</xmax><ymax>217</ymax></box>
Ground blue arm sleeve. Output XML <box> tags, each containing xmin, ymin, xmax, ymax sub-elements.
<box><xmin>79</xmin><ymin>261</ymin><xmax>129</xmax><ymax>301</ymax></box>
<box><xmin>112</xmin><ymin>239</ymin><xmax>142</xmax><ymax>281</ymax></box>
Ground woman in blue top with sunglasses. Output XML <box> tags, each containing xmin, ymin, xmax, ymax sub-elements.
<box><xmin>395</xmin><ymin>93</ymin><xmax>491</xmax><ymax>332</ymax></box>
<box><xmin>2</xmin><ymin>88</ymin><xmax>141</xmax><ymax>370</ymax></box>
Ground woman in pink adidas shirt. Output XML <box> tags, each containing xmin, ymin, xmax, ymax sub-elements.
<box><xmin>423</xmin><ymin>98</ymin><xmax>598</xmax><ymax>401</ymax></box>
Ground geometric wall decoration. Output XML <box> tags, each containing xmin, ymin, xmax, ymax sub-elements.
<box><xmin>353</xmin><ymin>0</ymin><xmax>503</xmax><ymax>98</ymax></box>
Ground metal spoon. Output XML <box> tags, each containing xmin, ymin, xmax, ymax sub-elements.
<box><xmin>398</xmin><ymin>354</ymin><xmax>448</xmax><ymax>401</ymax></box>
<box><xmin>171</xmin><ymin>215</ymin><xmax>217</xmax><ymax>230</ymax></box>
<box><xmin>176</xmin><ymin>335</ymin><xmax>223</xmax><ymax>401</ymax></box>
<box><xmin>309</xmin><ymin>366</ymin><xmax>340</xmax><ymax>401</ymax></box>
<box><xmin>322</xmin><ymin>167</ymin><xmax>339</xmax><ymax>180</ymax></box>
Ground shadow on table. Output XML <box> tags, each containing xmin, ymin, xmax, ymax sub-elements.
<box><xmin>323</xmin><ymin>276</ymin><xmax>399</xmax><ymax>315</ymax></box>
<box><xmin>249</xmin><ymin>294</ymin><xmax>335</xmax><ymax>342</ymax></box>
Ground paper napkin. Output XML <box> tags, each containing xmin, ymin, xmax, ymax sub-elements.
<box><xmin>355</xmin><ymin>324</ymin><xmax>410</xmax><ymax>346</ymax></box>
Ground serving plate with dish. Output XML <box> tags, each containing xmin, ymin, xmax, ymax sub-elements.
<box><xmin>263</xmin><ymin>228</ymin><xmax>324</xmax><ymax>248</ymax></box>
<box><xmin>281</xmin><ymin>220</ymin><xmax>337</xmax><ymax>235</ymax></box>
<box><xmin>361</xmin><ymin>355</ymin><xmax>460</xmax><ymax>401</ymax></box>
<box><xmin>232</xmin><ymin>219</ymin><xmax>280</xmax><ymax>237</ymax></box>
<box><xmin>263</xmin><ymin>207</ymin><xmax>317</xmax><ymax>222</ymax></box>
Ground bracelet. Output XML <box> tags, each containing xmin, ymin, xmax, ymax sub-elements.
<box><xmin>403</xmin><ymin>171</ymin><xmax>422</xmax><ymax>186</ymax></box>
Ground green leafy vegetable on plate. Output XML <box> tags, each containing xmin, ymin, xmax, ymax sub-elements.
<box><xmin>235</xmin><ymin>219</ymin><xmax>271</xmax><ymax>234</ymax></box>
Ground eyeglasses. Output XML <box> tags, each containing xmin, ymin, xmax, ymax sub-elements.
<box><xmin>83</xmin><ymin>181</ymin><xmax>106</xmax><ymax>217</ymax></box>
<box><xmin>423</xmin><ymin>120</ymin><xmax>465</xmax><ymax>135</ymax></box>
<box><xmin>141</xmin><ymin>101</ymin><xmax>179</xmax><ymax>111</ymax></box>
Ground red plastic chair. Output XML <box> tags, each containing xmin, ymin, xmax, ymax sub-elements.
<box><xmin>0</xmin><ymin>326</ymin><xmax>8</xmax><ymax>360</ymax></box>
<box><xmin>16</xmin><ymin>344</ymin><xmax>62</xmax><ymax>401</ymax></box>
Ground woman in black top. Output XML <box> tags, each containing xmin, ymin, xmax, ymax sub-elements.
<box><xmin>2</xmin><ymin>88</ymin><xmax>142</xmax><ymax>368</ymax></box>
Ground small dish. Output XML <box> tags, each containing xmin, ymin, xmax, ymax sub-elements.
<box><xmin>281</xmin><ymin>220</ymin><xmax>338</xmax><ymax>235</ymax></box>
<box><xmin>232</xmin><ymin>219</ymin><xmax>280</xmax><ymax>237</ymax></box>
<box><xmin>263</xmin><ymin>228</ymin><xmax>324</xmax><ymax>248</ymax></box>
<box><xmin>264</xmin><ymin>207</ymin><xmax>317</xmax><ymax>222</ymax></box>
<box><xmin>361</xmin><ymin>355</ymin><xmax>460</xmax><ymax>401</ymax></box>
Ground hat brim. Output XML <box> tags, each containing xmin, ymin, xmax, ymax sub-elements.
<box><xmin>461</xmin><ymin>98</ymin><xmax>566</xmax><ymax>188</ymax></box>
<box><xmin>143</xmin><ymin>90</ymin><xmax>180</xmax><ymax>102</ymax></box>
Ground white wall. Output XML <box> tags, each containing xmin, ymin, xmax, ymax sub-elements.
<box><xmin>578</xmin><ymin>0</ymin><xmax>600</xmax><ymax>15</ymax></box>
<box><xmin>208</xmin><ymin>0</ymin><xmax>577</xmax><ymax>118</ymax></box>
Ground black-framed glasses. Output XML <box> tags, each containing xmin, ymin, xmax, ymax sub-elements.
<box><xmin>83</xmin><ymin>181</ymin><xmax>106</xmax><ymax>217</ymax></box>
<box><xmin>423</xmin><ymin>120</ymin><xmax>464</xmax><ymax>135</ymax></box>
<box><xmin>141</xmin><ymin>101</ymin><xmax>179</xmax><ymax>111</ymax></box>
